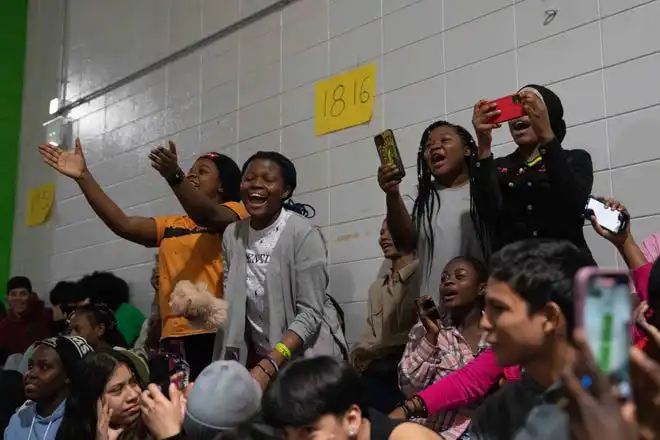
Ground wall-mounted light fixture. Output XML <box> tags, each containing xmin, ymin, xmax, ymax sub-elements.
<box><xmin>43</xmin><ymin>116</ymin><xmax>72</xmax><ymax>148</ymax></box>
<box><xmin>48</xmin><ymin>98</ymin><xmax>59</xmax><ymax>115</ymax></box>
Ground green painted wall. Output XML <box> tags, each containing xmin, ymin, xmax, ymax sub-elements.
<box><xmin>0</xmin><ymin>0</ymin><xmax>28</xmax><ymax>303</ymax></box>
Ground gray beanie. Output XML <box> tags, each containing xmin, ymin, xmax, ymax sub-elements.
<box><xmin>183</xmin><ymin>360</ymin><xmax>262</xmax><ymax>440</ymax></box>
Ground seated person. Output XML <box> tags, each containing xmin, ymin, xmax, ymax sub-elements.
<box><xmin>469</xmin><ymin>239</ymin><xmax>593</xmax><ymax>440</ymax></box>
<box><xmin>398</xmin><ymin>256</ymin><xmax>487</xmax><ymax>438</ymax></box>
<box><xmin>0</xmin><ymin>277</ymin><xmax>52</xmax><ymax>364</ymax></box>
<box><xmin>262</xmin><ymin>356</ymin><xmax>442</xmax><ymax>440</ymax></box>
<box><xmin>4</xmin><ymin>336</ymin><xmax>93</xmax><ymax>440</ymax></box>
<box><xmin>69</xmin><ymin>302</ymin><xmax>128</xmax><ymax>349</ymax></box>
<box><xmin>350</xmin><ymin>219</ymin><xmax>418</xmax><ymax>413</ymax></box>
<box><xmin>49</xmin><ymin>281</ymin><xmax>89</xmax><ymax>334</ymax></box>
<box><xmin>182</xmin><ymin>360</ymin><xmax>278</xmax><ymax>440</ymax></box>
<box><xmin>78</xmin><ymin>271</ymin><xmax>145</xmax><ymax>346</ymax></box>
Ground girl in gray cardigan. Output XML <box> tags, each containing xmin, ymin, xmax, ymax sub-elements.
<box><xmin>214</xmin><ymin>151</ymin><xmax>348</xmax><ymax>391</ymax></box>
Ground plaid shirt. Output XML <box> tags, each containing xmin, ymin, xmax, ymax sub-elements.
<box><xmin>399</xmin><ymin>321</ymin><xmax>487</xmax><ymax>439</ymax></box>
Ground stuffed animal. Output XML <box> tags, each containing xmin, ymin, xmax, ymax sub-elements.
<box><xmin>169</xmin><ymin>281</ymin><xmax>228</xmax><ymax>330</ymax></box>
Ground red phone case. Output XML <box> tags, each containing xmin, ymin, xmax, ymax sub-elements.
<box><xmin>489</xmin><ymin>94</ymin><xmax>525</xmax><ymax>124</ymax></box>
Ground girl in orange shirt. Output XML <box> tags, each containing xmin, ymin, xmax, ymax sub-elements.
<box><xmin>39</xmin><ymin>139</ymin><xmax>247</xmax><ymax>379</ymax></box>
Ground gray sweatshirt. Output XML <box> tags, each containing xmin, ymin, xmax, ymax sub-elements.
<box><xmin>213</xmin><ymin>212</ymin><xmax>348</xmax><ymax>363</ymax></box>
<box><xmin>470</xmin><ymin>374</ymin><xmax>569</xmax><ymax>440</ymax></box>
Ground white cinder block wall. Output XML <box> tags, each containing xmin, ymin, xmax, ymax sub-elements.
<box><xmin>12</xmin><ymin>0</ymin><xmax>660</xmax><ymax>343</ymax></box>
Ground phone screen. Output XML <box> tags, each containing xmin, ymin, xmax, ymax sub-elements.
<box><xmin>585</xmin><ymin>197</ymin><xmax>623</xmax><ymax>234</ymax></box>
<box><xmin>584</xmin><ymin>274</ymin><xmax>631</xmax><ymax>399</ymax></box>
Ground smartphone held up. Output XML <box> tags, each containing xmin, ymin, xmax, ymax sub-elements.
<box><xmin>574</xmin><ymin>267</ymin><xmax>632</xmax><ymax>400</ymax></box>
<box><xmin>374</xmin><ymin>129</ymin><xmax>406</xmax><ymax>180</ymax></box>
<box><xmin>422</xmin><ymin>297</ymin><xmax>442</xmax><ymax>322</ymax></box>
<box><xmin>584</xmin><ymin>196</ymin><xmax>629</xmax><ymax>235</ymax></box>
<box><xmin>485</xmin><ymin>94</ymin><xmax>525</xmax><ymax>125</ymax></box>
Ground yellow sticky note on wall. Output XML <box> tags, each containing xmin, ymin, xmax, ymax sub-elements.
<box><xmin>26</xmin><ymin>183</ymin><xmax>55</xmax><ymax>227</ymax></box>
<box><xmin>314</xmin><ymin>63</ymin><xmax>377</xmax><ymax>136</ymax></box>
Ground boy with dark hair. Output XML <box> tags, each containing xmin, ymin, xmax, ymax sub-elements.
<box><xmin>0</xmin><ymin>277</ymin><xmax>52</xmax><ymax>364</ymax></box>
<box><xmin>470</xmin><ymin>239</ymin><xmax>594</xmax><ymax>440</ymax></box>
<box><xmin>262</xmin><ymin>356</ymin><xmax>441</xmax><ymax>440</ymax></box>
<box><xmin>49</xmin><ymin>281</ymin><xmax>89</xmax><ymax>334</ymax></box>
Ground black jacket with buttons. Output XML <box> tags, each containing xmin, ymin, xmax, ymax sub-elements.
<box><xmin>472</xmin><ymin>138</ymin><xmax>594</xmax><ymax>258</ymax></box>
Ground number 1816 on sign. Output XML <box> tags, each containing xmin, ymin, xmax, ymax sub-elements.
<box><xmin>314</xmin><ymin>63</ymin><xmax>376</xmax><ymax>136</ymax></box>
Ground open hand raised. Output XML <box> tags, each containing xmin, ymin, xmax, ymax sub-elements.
<box><xmin>39</xmin><ymin>138</ymin><xmax>87</xmax><ymax>180</ymax></box>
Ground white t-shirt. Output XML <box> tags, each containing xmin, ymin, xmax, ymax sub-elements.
<box><xmin>245</xmin><ymin>209</ymin><xmax>292</xmax><ymax>355</ymax></box>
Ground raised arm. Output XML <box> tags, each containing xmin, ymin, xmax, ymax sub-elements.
<box><xmin>519</xmin><ymin>90</ymin><xmax>594</xmax><ymax>213</ymax></box>
<box><xmin>378</xmin><ymin>164</ymin><xmax>417</xmax><ymax>252</ymax></box>
<box><xmin>39</xmin><ymin>139</ymin><xmax>157</xmax><ymax>247</ymax></box>
<box><xmin>471</xmin><ymin>100</ymin><xmax>506</xmax><ymax>224</ymax></box>
<box><xmin>149</xmin><ymin>141</ymin><xmax>241</xmax><ymax>233</ymax></box>
<box><xmin>589</xmin><ymin>197</ymin><xmax>647</xmax><ymax>271</ymax></box>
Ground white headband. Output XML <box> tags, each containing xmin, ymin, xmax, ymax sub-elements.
<box><xmin>519</xmin><ymin>87</ymin><xmax>545</xmax><ymax>103</ymax></box>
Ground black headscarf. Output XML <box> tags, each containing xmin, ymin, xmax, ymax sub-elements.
<box><xmin>519</xmin><ymin>84</ymin><xmax>567</xmax><ymax>143</ymax></box>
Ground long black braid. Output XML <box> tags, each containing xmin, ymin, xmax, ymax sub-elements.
<box><xmin>412</xmin><ymin>121</ymin><xmax>491</xmax><ymax>276</ymax></box>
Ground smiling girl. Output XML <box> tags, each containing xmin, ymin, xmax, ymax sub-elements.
<box><xmin>39</xmin><ymin>140</ymin><xmax>248</xmax><ymax>379</ymax></box>
<box><xmin>398</xmin><ymin>256</ymin><xmax>488</xmax><ymax>439</ymax></box>
<box><xmin>214</xmin><ymin>151</ymin><xmax>348</xmax><ymax>391</ymax></box>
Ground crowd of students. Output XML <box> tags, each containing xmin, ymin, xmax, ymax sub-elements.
<box><xmin>0</xmin><ymin>84</ymin><xmax>658</xmax><ymax>440</ymax></box>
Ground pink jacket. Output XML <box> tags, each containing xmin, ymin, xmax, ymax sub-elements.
<box><xmin>632</xmin><ymin>262</ymin><xmax>653</xmax><ymax>344</ymax></box>
<box><xmin>417</xmin><ymin>348</ymin><xmax>520</xmax><ymax>415</ymax></box>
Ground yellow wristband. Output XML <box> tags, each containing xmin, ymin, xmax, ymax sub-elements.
<box><xmin>275</xmin><ymin>343</ymin><xmax>292</xmax><ymax>360</ymax></box>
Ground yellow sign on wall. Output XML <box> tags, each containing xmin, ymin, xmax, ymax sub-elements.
<box><xmin>314</xmin><ymin>63</ymin><xmax>376</xmax><ymax>136</ymax></box>
<box><xmin>26</xmin><ymin>183</ymin><xmax>55</xmax><ymax>227</ymax></box>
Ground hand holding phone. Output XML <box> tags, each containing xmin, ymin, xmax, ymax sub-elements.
<box><xmin>422</xmin><ymin>297</ymin><xmax>442</xmax><ymax>321</ymax></box>
<box><xmin>149</xmin><ymin>354</ymin><xmax>190</xmax><ymax>399</ymax></box>
<box><xmin>585</xmin><ymin>196</ymin><xmax>630</xmax><ymax>236</ymax></box>
<box><xmin>486</xmin><ymin>94</ymin><xmax>525</xmax><ymax>125</ymax></box>
<box><xmin>375</xmin><ymin>129</ymin><xmax>405</xmax><ymax>180</ymax></box>
<box><xmin>574</xmin><ymin>268</ymin><xmax>632</xmax><ymax>400</ymax></box>
<box><xmin>417</xmin><ymin>296</ymin><xmax>442</xmax><ymax>338</ymax></box>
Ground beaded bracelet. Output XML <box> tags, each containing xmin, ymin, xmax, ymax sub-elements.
<box><xmin>402</xmin><ymin>396</ymin><xmax>429</xmax><ymax>419</ymax></box>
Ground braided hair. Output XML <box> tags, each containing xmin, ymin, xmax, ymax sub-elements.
<box><xmin>73</xmin><ymin>302</ymin><xmax>128</xmax><ymax>348</ymax></box>
<box><xmin>413</xmin><ymin>121</ymin><xmax>491</xmax><ymax>274</ymax></box>
<box><xmin>242</xmin><ymin>151</ymin><xmax>316</xmax><ymax>219</ymax></box>
<box><xmin>199</xmin><ymin>152</ymin><xmax>242</xmax><ymax>202</ymax></box>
